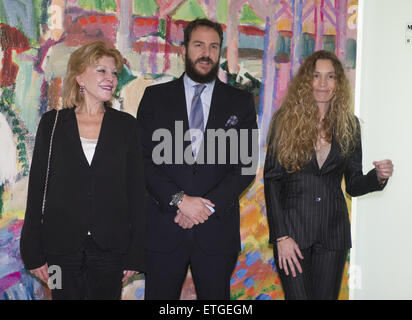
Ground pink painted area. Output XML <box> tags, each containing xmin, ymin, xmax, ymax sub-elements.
<box><xmin>132</xmin><ymin>18</ymin><xmax>159</xmax><ymax>39</ymax></box>
<box><xmin>163</xmin><ymin>16</ymin><xmax>172</xmax><ymax>73</ymax></box>
<box><xmin>8</xmin><ymin>220</ymin><xmax>24</xmax><ymax>237</ymax></box>
<box><xmin>275</xmin><ymin>62</ymin><xmax>291</xmax><ymax>106</ymax></box>
<box><xmin>170</xmin><ymin>20</ymin><xmax>186</xmax><ymax>44</ymax></box>
<box><xmin>0</xmin><ymin>272</ymin><xmax>21</xmax><ymax>292</ymax></box>
<box><xmin>64</xmin><ymin>14</ymin><xmax>118</xmax><ymax>47</ymax></box>
<box><xmin>336</xmin><ymin>0</ymin><xmax>348</xmax><ymax>60</ymax></box>
<box><xmin>156</xmin><ymin>0</ymin><xmax>177</xmax><ymax>14</ymax></box>
<box><xmin>259</xmin><ymin>14</ymin><xmax>278</xmax><ymax>147</ymax></box>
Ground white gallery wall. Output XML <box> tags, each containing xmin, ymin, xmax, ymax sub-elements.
<box><xmin>350</xmin><ymin>0</ymin><xmax>412</xmax><ymax>299</ymax></box>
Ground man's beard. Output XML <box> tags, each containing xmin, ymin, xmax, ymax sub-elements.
<box><xmin>185</xmin><ymin>53</ymin><xmax>220</xmax><ymax>83</ymax></box>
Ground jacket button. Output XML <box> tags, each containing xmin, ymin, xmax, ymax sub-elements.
<box><xmin>315</xmin><ymin>197</ymin><xmax>321</xmax><ymax>202</ymax></box>
<box><xmin>193</xmin><ymin>168</ymin><xmax>197</xmax><ymax>175</ymax></box>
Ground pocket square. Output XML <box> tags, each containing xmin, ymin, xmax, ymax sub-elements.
<box><xmin>225</xmin><ymin>115</ymin><xmax>238</xmax><ymax>127</ymax></box>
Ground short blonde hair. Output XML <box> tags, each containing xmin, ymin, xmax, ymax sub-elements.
<box><xmin>62</xmin><ymin>41</ymin><xmax>123</xmax><ymax>108</ymax></box>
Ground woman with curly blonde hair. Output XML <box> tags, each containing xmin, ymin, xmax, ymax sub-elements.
<box><xmin>264</xmin><ymin>50</ymin><xmax>393</xmax><ymax>300</ymax></box>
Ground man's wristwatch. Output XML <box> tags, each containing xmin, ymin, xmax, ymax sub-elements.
<box><xmin>170</xmin><ymin>191</ymin><xmax>185</xmax><ymax>207</ymax></box>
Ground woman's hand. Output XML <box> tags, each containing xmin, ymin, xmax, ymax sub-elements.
<box><xmin>122</xmin><ymin>270</ymin><xmax>137</xmax><ymax>283</ymax></box>
<box><xmin>276</xmin><ymin>237</ymin><xmax>304</xmax><ymax>277</ymax></box>
<box><xmin>373</xmin><ymin>160</ymin><xmax>394</xmax><ymax>183</ymax></box>
<box><xmin>30</xmin><ymin>263</ymin><xmax>49</xmax><ymax>284</ymax></box>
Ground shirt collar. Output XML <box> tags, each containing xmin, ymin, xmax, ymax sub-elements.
<box><xmin>183</xmin><ymin>73</ymin><xmax>215</xmax><ymax>93</ymax></box>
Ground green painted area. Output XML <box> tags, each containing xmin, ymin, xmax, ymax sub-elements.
<box><xmin>230</xmin><ymin>288</ymin><xmax>246</xmax><ymax>300</ymax></box>
<box><xmin>14</xmin><ymin>57</ymin><xmax>42</xmax><ymax>134</ymax></box>
<box><xmin>134</xmin><ymin>0</ymin><xmax>158</xmax><ymax>16</ymax></box>
<box><xmin>240</xmin><ymin>5</ymin><xmax>264</xmax><ymax>26</ymax></box>
<box><xmin>35</xmin><ymin>0</ymin><xmax>49</xmax><ymax>26</ymax></box>
<box><xmin>261</xmin><ymin>284</ymin><xmax>277</xmax><ymax>292</ymax></box>
<box><xmin>323</xmin><ymin>35</ymin><xmax>336</xmax><ymax>55</ymax></box>
<box><xmin>78</xmin><ymin>0</ymin><xmax>117</xmax><ymax>12</ymax></box>
<box><xmin>115</xmin><ymin>64</ymin><xmax>137</xmax><ymax>96</ymax></box>
<box><xmin>345</xmin><ymin>38</ymin><xmax>357</xmax><ymax>69</ymax></box>
<box><xmin>158</xmin><ymin>18</ymin><xmax>166</xmax><ymax>39</ymax></box>
<box><xmin>216</xmin><ymin>0</ymin><xmax>228</xmax><ymax>23</ymax></box>
<box><xmin>172</xmin><ymin>0</ymin><xmax>207</xmax><ymax>20</ymax></box>
<box><xmin>31</xmin><ymin>0</ymin><xmax>47</xmax><ymax>44</ymax></box>
<box><xmin>300</xmin><ymin>33</ymin><xmax>315</xmax><ymax>60</ymax></box>
<box><xmin>0</xmin><ymin>87</ymin><xmax>29</xmax><ymax>177</ymax></box>
<box><xmin>220</xmin><ymin>61</ymin><xmax>261</xmax><ymax>103</ymax></box>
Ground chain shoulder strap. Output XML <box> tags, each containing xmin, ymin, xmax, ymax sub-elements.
<box><xmin>41</xmin><ymin>109</ymin><xmax>59</xmax><ymax>222</ymax></box>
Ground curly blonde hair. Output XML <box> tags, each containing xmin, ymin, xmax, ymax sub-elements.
<box><xmin>62</xmin><ymin>40</ymin><xmax>124</xmax><ymax>108</ymax></box>
<box><xmin>267</xmin><ymin>50</ymin><xmax>359</xmax><ymax>173</ymax></box>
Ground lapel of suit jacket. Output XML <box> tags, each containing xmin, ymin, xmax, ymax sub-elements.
<box><xmin>175</xmin><ymin>75</ymin><xmax>191</xmax><ymax>135</ymax></box>
<box><xmin>204</xmin><ymin>78</ymin><xmax>224</xmax><ymax>131</ymax></box>
<box><xmin>199</xmin><ymin>78</ymin><xmax>228</xmax><ymax>164</ymax></box>
<box><xmin>60</xmin><ymin>105</ymin><xmax>109</xmax><ymax>169</ymax></box>
<box><xmin>310</xmin><ymin>135</ymin><xmax>340</xmax><ymax>174</ymax></box>
<box><xmin>61</xmin><ymin>108</ymin><xmax>90</xmax><ymax>169</ymax></box>
<box><xmin>90</xmin><ymin>104</ymin><xmax>110</xmax><ymax>167</ymax></box>
<box><xmin>320</xmin><ymin>135</ymin><xmax>341</xmax><ymax>174</ymax></box>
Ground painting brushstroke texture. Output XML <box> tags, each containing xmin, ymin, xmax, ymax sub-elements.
<box><xmin>0</xmin><ymin>0</ymin><xmax>357</xmax><ymax>300</ymax></box>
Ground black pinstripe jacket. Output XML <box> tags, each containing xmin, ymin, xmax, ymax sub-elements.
<box><xmin>264</xmin><ymin>130</ymin><xmax>387</xmax><ymax>250</ymax></box>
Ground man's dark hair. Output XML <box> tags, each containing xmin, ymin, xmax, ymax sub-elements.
<box><xmin>183</xmin><ymin>18</ymin><xmax>224</xmax><ymax>48</ymax></box>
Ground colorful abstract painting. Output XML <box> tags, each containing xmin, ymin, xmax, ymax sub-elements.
<box><xmin>0</xmin><ymin>0</ymin><xmax>358</xmax><ymax>300</ymax></box>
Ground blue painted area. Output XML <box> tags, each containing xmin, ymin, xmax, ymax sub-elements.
<box><xmin>1</xmin><ymin>0</ymin><xmax>36</xmax><ymax>39</ymax></box>
<box><xmin>269</xmin><ymin>257</ymin><xmax>276</xmax><ymax>271</ymax></box>
<box><xmin>245</xmin><ymin>251</ymin><xmax>260</xmax><ymax>267</ymax></box>
<box><xmin>255</xmin><ymin>293</ymin><xmax>271</xmax><ymax>300</ymax></box>
<box><xmin>1</xmin><ymin>271</ymin><xmax>44</xmax><ymax>300</ymax></box>
<box><xmin>244</xmin><ymin>277</ymin><xmax>254</xmax><ymax>289</ymax></box>
<box><xmin>0</xmin><ymin>224</ymin><xmax>20</xmax><ymax>279</ymax></box>
<box><xmin>0</xmin><ymin>221</ymin><xmax>43</xmax><ymax>300</ymax></box>
<box><xmin>238</xmin><ymin>33</ymin><xmax>264</xmax><ymax>51</ymax></box>
<box><xmin>235</xmin><ymin>268</ymin><xmax>247</xmax><ymax>280</ymax></box>
<box><xmin>135</xmin><ymin>287</ymin><xmax>145</xmax><ymax>299</ymax></box>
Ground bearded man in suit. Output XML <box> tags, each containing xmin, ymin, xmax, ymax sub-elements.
<box><xmin>136</xmin><ymin>18</ymin><xmax>258</xmax><ymax>300</ymax></box>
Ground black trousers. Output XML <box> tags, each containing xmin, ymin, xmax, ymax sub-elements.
<box><xmin>46</xmin><ymin>235</ymin><xmax>124</xmax><ymax>300</ymax></box>
<box><xmin>145</xmin><ymin>230</ymin><xmax>238</xmax><ymax>300</ymax></box>
<box><xmin>273</xmin><ymin>243</ymin><xmax>348</xmax><ymax>300</ymax></box>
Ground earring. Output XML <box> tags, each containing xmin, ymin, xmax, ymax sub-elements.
<box><xmin>79</xmin><ymin>85</ymin><xmax>85</xmax><ymax>94</ymax></box>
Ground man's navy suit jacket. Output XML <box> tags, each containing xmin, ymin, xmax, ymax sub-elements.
<box><xmin>136</xmin><ymin>74</ymin><xmax>257</xmax><ymax>254</ymax></box>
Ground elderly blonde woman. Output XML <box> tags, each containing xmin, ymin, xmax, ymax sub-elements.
<box><xmin>264</xmin><ymin>50</ymin><xmax>393</xmax><ymax>300</ymax></box>
<box><xmin>20</xmin><ymin>41</ymin><xmax>145</xmax><ymax>300</ymax></box>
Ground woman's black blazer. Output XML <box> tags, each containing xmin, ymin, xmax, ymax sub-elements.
<box><xmin>20</xmin><ymin>106</ymin><xmax>146</xmax><ymax>271</ymax></box>
<box><xmin>264</xmin><ymin>127</ymin><xmax>387</xmax><ymax>250</ymax></box>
